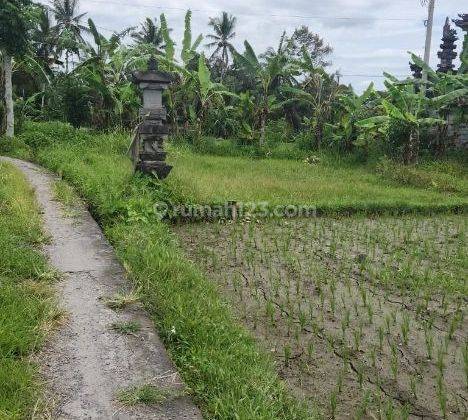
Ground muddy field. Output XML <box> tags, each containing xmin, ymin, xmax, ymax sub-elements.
<box><xmin>174</xmin><ymin>215</ymin><xmax>467</xmax><ymax>419</ymax></box>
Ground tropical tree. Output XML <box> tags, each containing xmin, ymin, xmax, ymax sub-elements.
<box><xmin>357</xmin><ymin>77</ymin><xmax>444</xmax><ymax>164</ymax></box>
<box><xmin>233</xmin><ymin>40</ymin><xmax>298</xmax><ymax>145</ymax></box>
<box><xmin>331</xmin><ymin>82</ymin><xmax>376</xmax><ymax>151</ymax></box>
<box><xmin>50</xmin><ymin>0</ymin><xmax>88</xmax><ymax>72</ymax></box>
<box><xmin>410</xmin><ymin>53</ymin><xmax>468</xmax><ymax>154</ymax></box>
<box><xmin>156</xmin><ymin>11</ymin><xmax>203</xmax><ymax>133</ymax></box>
<box><xmin>0</xmin><ymin>0</ymin><xmax>33</xmax><ymax>137</ymax></box>
<box><xmin>73</xmin><ymin>19</ymin><xmax>139</xmax><ymax>128</ymax></box>
<box><xmin>32</xmin><ymin>5</ymin><xmax>59</xmax><ymax>71</ymax></box>
<box><xmin>284</xmin><ymin>26</ymin><xmax>332</xmax><ymax>67</ymax></box>
<box><xmin>284</xmin><ymin>71</ymin><xmax>342</xmax><ymax>150</ymax></box>
<box><xmin>131</xmin><ymin>18</ymin><xmax>164</xmax><ymax>54</ymax></box>
<box><xmin>206</xmin><ymin>11</ymin><xmax>237</xmax><ymax>79</ymax></box>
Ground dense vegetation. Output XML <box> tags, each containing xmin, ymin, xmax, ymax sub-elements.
<box><xmin>0</xmin><ymin>161</ymin><xmax>57</xmax><ymax>418</ymax></box>
<box><xmin>0</xmin><ymin>1</ymin><xmax>467</xmax><ymax>165</ymax></box>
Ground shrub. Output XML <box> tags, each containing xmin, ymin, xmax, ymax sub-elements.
<box><xmin>0</xmin><ymin>136</ymin><xmax>32</xmax><ymax>160</ymax></box>
<box><xmin>264</xmin><ymin>118</ymin><xmax>292</xmax><ymax>146</ymax></box>
<box><xmin>376</xmin><ymin>157</ymin><xmax>466</xmax><ymax>194</ymax></box>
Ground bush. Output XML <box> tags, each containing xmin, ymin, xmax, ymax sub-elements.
<box><xmin>0</xmin><ymin>137</ymin><xmax>32</xmax><ymax>160</ymax></box>
<box><xmin>17</xmin><ymin>131</ymin><xmax>54</xmax><ymax>150</ymax></box>
<box><xmin>264</xmin><ymin>118</ymin><xmax>292</xmax><ymax>146</ymax></box>
<box><xmin>376</xmin><ymin>157</ymin><xmax>467</xmax><ymax>194</ymax></box>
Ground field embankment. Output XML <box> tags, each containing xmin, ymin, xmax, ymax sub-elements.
<box><xmin>0</xmin><ymin>161</ymin><xmax>58</xmax><ymax>418</ymax></box>
<box><xmin>1</xmin><ymin>121</ymin><xmax>467</xmax><ymax>418</ymax></box>
<box><xmin>1</xmin><ymin>122</ymin><xmax>312</xmax><ymax>418</ymax></box>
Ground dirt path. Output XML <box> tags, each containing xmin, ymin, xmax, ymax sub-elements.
<box><xmin>1</xmin><ymin>157</ymin><xmax>202</xmax><ymax>420</ymax></box>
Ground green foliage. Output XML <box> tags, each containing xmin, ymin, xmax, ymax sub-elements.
<box><xmin>160</xmin><ymin>14</ymin><xmax>174</xmax><ymax>61</ymax></box>
<box><xmin>0</xmin><ymin>0</ymin><xmax>32</xmax><ymax>56</ymax></box>
<box><xmin>16</xmin><ymin>121</ymin><xmax>312</xmax><ymax>419</ymax></box>
<box><xmin>376</xmin><ymin>157</ymin><xmax>467</xmax><ymax>194</ymax></box>
<box><xmin>0</xmin><ymin>162</ymin><xmax>56</xmax><ymax>418</ymax></box>
<box><xmin>3</xmin><ymin>5</ymin><xmax>467</xmax><ymax>162</ymax></box>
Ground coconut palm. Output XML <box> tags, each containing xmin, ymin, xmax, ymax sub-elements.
<box><xmin>131</xmin><ymin>18</ymin><xmax>165</xmax><ymax>54</ymax></box>
<box><xmin>50</xmin><ymin>0</ymin><xmax>88</xmax><ymax>72</ymax></box>
<box><xmin>33</xmin><ymin>6</ymin><xmax>59</xmax><ymax>70</ymax></box>
<box><xmin>206</xmin><ymin>12</ymin><xmax>237</xmax><ymax>78</ymax></box>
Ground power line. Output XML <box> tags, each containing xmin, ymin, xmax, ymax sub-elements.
<box><xmin>82</xmin><ymin>0</ymin><xmax>422</xmax><ymax>22</ymax></box>
<box><xmin>340</xmin><ymin>74</ymin><xmax>407</xmax><ymax>77</ymax></box>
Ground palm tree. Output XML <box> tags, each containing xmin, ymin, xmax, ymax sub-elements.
<box><xmin>131</xmin><ymin>17</ymin><xmax>165</xmax><ymax>54</ymax></box>
<box><xmin>50</xmin><ymin>0</ymin><xmax>88</xmax><ymax>72</ymax></box>
<box><xmin>33</xmin><ymin>6</ymin><xmax>58</xmax><ymax>70</ymax></box>
<box><xmin>206</xmin><ymin>12</ymin><xmax>237</xmax><ymax>78</ymax></box>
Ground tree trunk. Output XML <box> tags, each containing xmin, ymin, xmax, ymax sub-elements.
<box><xmin>259</xmin><ymin>112</ymin><xmax>266</xmax><ymax>147</ymax></box>
<box><xmin>4</xmin><ymin>54</ymin><xmax>14</xmax><ymax>138</ymax></box>
<box><xmin>404</xmin><ymin>128</ymin><xmax>420</xmax><ymax>165</ymax></box>
<box><xmin>315</xmin><ymin>122</ymin><xmax>323</xmax><ymax>150</ymax></box>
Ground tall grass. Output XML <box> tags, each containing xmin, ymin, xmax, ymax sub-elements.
<box><xmin>3</xmin><ymin>120</ymin><xmax>467</xmax><ymax>418</ymax></box>
<box><xmin>12</xmin><ymin>122</ymin><xmax>313</xmax><ymax>418</ymax></box>
<box><xmin>0</xmin><ymin>162</ymin><xmax>56</xmax><ymax>418</ymax></box>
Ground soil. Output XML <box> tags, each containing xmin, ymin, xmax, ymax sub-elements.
<box><xmin>174</xmin><ymin>216</ymin><xmax>467</xmax><ymax>419</ymax></box>
<box><xmin>2</xmin><ymin>157</ymin><xmax>202</xmax><ymax>420</ymax></box>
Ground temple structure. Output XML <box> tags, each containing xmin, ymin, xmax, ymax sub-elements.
<box><xmin>409</xmin><ymin>62</ymin><xmax>422</xmax><ymax>79</ymax></box>
<box><xmin>129</xmin><ymin>57</ymin><xmax>173</xmax><ymax>179</ymax></box>
<box><xmin>437</xmin><ymin>17</ymin><xmax>458</xmax><ymax>73</ymax></box>
<box><xmin>453</xmin><ymin>13</ymin><xmax>468</xmax><ymax>32</ymax></box>
<box><xmin>453</xmin><ymin>14</ymin><xmax>468</xmax><ymax>74</ymax></box>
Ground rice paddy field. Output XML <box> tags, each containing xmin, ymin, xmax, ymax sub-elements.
<box><xmin>166</xmin><ymin>148</ymin><xmax>468</xmax><ymax>213</ymax></box>
<box><xmin>174</xmin><ymin>215</ymin><xmax>468</xmax><ymax>418</ymax></box>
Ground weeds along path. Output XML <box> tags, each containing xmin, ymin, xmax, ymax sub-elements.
<box><xmin>0</xmin><ymin>157</ymin><xmax>201</xmax><ymax>420</ymax></box>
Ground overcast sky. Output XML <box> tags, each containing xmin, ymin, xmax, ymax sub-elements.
<box><xmin>41</xmin><ymin>0</ymin><xmax>465</xmax><ymax>91</ymax></box>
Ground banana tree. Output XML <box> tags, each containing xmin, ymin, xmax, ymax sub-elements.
<box><xmin>158</xmin><ymin>11</ymin><xmax>203</xmax><ymax>134</ymax></box>
<box><xmin>410</xmin><ymin>53</ymin><xmax>468</xmax><ymax>154</ymax></box>
<box><xmin>189</xmin><ymin>54</ymin><xmax>238</xmax><ymax>139</ymax></box>
<box><xmin>283</xmin><ymin>69</ymin><xmax>341</xmax><ymax>149</ymax></box>
<box><xmin>72</xmin><ymin>20</ymin><xmax>140</xmax><ymax>127</ymax></box>
<box><xmin>332</xmin><ymin>82</ymin><xmax>376</xmax><ymax>151</ymax></box>
<box><xmin>233</xmin><ymin>41</ymin><xmax>298</xmax><ymax>146</ymax></box>
<box><xmin>357</xmin><ymin>79</ymin><xmax>445</xmax><ymax>164</ymax></box>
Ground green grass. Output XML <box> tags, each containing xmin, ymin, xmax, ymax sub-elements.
<box><xmin>14</xmin><ymin>122</ymin><xmax>312</xmax><ymax>418</ymax></box>
<box><xmin>5</xmin><ymin>120</ymin><xmax>467</xmax><ymax>418</ymax></box>
<box><xmin>117</xmin><ymin>384</ymin><xmax>177</xmax><ymax>406</ymax></box>
<box><xmin>0</xmin><ymin>161</ymin><xmax>57</xmax><ymax>419</ymax></box>
<box><xmin>166</xmin><ymin>148</ymin><xmax>467</xmax><ymax>213</ymax></box>
<box><xmin>110</xmin><ymin>321</ymin><xmax>142</xmax><ymax>335</ymax></box>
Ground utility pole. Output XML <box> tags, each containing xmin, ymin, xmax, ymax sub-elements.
<box><xmin>422</xmin><ymin>0</ymin><xmax>436</xmax><ymax>84</ymax></box>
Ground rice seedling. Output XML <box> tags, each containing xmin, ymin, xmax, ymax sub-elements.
<box><xmin>463</xmin><ymin>342</ymin><xmax>468</xmax><ymax>388</ymax></box>
<box><xmin>424</xmin><ymin>326</ymin><xmax>434</xmax><ymax>360</ymax></box>
<box><xmin>329</xmin><ymin>390</ymin><xmax>338</xmax><ymax>419</ymax></box>
<box><xmin>174</xmin><ymin>214</ymin><xmax>467</xmax><ymax>418</ymax></box>
<box><xmin>436</xmin><ymin>373</ymin><xmax>448</xmax><ymax>418</ymax></box>
<box><xmin>401</xmin><ymin>313</ymin><xmax>410</xmax><ymax>346</ymax></box>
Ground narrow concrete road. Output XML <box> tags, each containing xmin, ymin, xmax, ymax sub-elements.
<box><xmin>1</xmin><ymin>157</ymin><xmax>202</xmax><ymax>420</ymax></box>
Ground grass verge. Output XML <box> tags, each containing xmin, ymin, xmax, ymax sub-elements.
<box><xmin>0</xmin><ymin>161</ymin><xmax>58</xmax><ymax>419</ymax></box>
<box><xmin>4</xmin><ymin>120</ymin><xmax>467</xmax><ymax>418</ymax></box>
<box><xmin>13</xmin><ymin>122</ymin><xmax>313</xmax><ymax>417</ymax></box>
